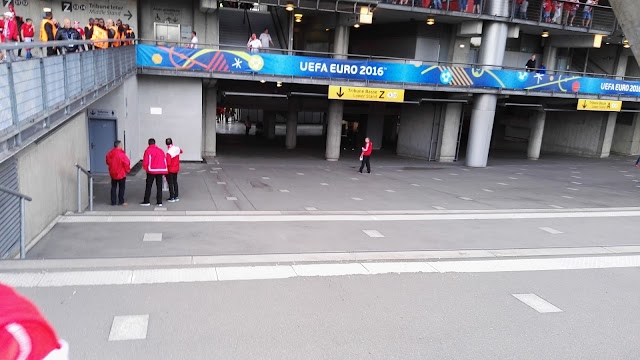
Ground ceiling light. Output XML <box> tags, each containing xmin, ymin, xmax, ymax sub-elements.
<box><xmin>277</xmin><ymin>82</ymin><xmax>283</xmax><ymax>87</ymax></box>
<box><xmin>253</xmin><ymin>2</ymin><xmax>259</xmax><ymax>5</ymax></box>
<box><xmin>359</xmin><ymin>6</ymin><xmax>373</xmax><ymax>24</ymax></box>
<box><xmin>294</xmin><ymin>13</ymin><xmax>302</xmax><ymax>23</ymax></box>
<box><xmin>623</xmin><ymin>39</ymin><xmax>631</xmax><ymax>49</ymax></box>
<box><xmin>285</xmin><ymin>3</ymin><xmax>294</xmax><ymax>11</ymax></box>
<box><xmin>459</xmin><ymin>44</ymin><xmax>465</xmax><ymax>48</ymax></box>
<box><xmin>541</xmin><ymin>30</ymin><xmax>549</xmax><ymax>38</ymax></box>
<box><xmin>325</xmin><ymin>28</ymin><xmax>330</xmax><ymax>31</ymax></box>
<box><xmin>260</xmin><ymin>80</ymin><xmax>266</xmax><ymax>83</ymax></box>
<box><xmin>354</xmin><ymin>23</ymin><xmax>360</xmax><ymax>28</ymax></box>
<box><xmin>426</xmin><ymin>18</ymin><xmax>435</xmax><ymax>26</ymax></box>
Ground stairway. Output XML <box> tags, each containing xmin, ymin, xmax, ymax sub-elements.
<box><xmin>219</xmin><ymin>8</ymin><xmax>284</xmax><ymax>50</ymax></box>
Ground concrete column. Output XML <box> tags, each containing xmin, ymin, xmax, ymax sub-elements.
<box><xmin>203</xmin><ymin>86</ymin><xmax>217</xmax><ymax>158</ymax></box>
<box><xmin>527</xmin><ymin>111</ymin><xmax>546</xmax><ymax>160</ymax></box>
<box><xmin>286</xmin><ymin>101</ymin><xmax>298</xmax><ymax>150</ymax></box>
<box><xmin>334</xmin><ymin>25</ymin><xmax>350</xmax><ymax>59</ymax></box>
<box><xmin>614</xmin><ymin>54</ymin><xmax>629</xmax><ymax>80</ymax></box>
<box><xmin>264</xmin><ymin>111</ymin><xmax>276</xmax><ymax>140</ymax></box>
<box><xmin>542</xmin><ymin>46</ymin><xmax>557</xmax><ymax>74</ymax></box>
<box><xmin>465</xmin><ymin>1</ymin><xmax>509</xmax><ymax>168</ymax></box>
<box><xmin>631</xmin><ymin>114</ymin><xmax>640</xmax><ymax>155</ymax></box>
<box><xmin>599</xmin><ymin>113</ymin><xmax>617</xmax><ymax>158</ymax></box>
<box><xmin>367</xmin><ymin>103</ymin><xmax>385</xmax><ymax>150</ymax></box>
<box><xmin>325</xmin><ymin>101</ymin><xmax>344</xmax><ymax>161</ymax></box>
<box><xmin>438</xmin><ymin>103</ymin><xmax>462</xmax><ymax>162</ymax></box>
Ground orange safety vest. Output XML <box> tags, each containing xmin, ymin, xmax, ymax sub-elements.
<box><xmin>124</xmin><ymin>29</ymin><xmax>134</xmax><ymax>46</ymax></box>
<box><xmin>91</xmin><ymin>26</ymin><xmax>108</xmax><ymax>49</ymax></box>
<box><xmin>109</xmin><ymin>26</ymin><xmax>120</xmax><ymax>47</ymax></box>
<box><xmin>39</xmin><ymin>19</ymin><xmax>57</xmax><ymax>42</ymax></box>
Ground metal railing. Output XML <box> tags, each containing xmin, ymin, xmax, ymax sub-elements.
<box><xmin>0</xmin><ymin>186</ymin><xmax>32</xmax><ymax>259</ymax></box>
<box><xmin>139</xmin><ymin>39</ymin><xmax>640</xmax><ymax>82</ymax></box>
<box><xmin>75</xmin><ymin>163</ymin><xmax>94</xmax><ymax>213</ymax></box>
<box><xmin>0</xmin><ymin>39</ymin><xmax>137</xmax><ymax>163</ymax></box>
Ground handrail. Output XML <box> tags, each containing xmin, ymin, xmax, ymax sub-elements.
<box><xmin>0</xmin><ymin>38</ymin><xmax>135</xmax><ymax>51</ymax></box>
<box><xmin>75</xmin><ymin>164</ymin><xmax>94</xmax><ymax>213</ymax></box>
<box><xmin>0</xmin><ymin>186</ymin><xmax>32</xmax><ymax>260</ymax></box>
<box><xmin>137</xmin><ymin>40</ymin><xmax>640</xmax><ymax>82</ymax></box>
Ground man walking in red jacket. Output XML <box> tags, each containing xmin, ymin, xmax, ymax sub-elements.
<box><xmin>359</xmin><ymin>137</ymin><xmax>373</xmax><ymax>174</ymax></box>
<box><xmin>105</xmin><ymin>140</ymin><xmax>131</xmax><ymax>206</ymax></box>
<box><xmin>165</xmin><ymin>138</ymin><xmax>183</xmax><ymax>203</ymax></box>
<box><xmin>141</xmin><ymin>138</ymin><xmax>168</xmax><ymax>206</ymax></box>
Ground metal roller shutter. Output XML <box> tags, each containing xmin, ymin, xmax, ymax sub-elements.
<box><xmin>0</xmin><ymin>159</ymin><xmax>20</xmax><ymax>259</ymax></box>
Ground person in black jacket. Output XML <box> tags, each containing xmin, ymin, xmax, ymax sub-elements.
<box><xmin>55</xmin><ymin>18</ymin><xmax>82</xmax><ymax>53</ymax></box>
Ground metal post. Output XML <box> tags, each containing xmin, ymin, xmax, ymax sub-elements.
<box><xmin>7</xmin><ymin>62</ymin><xmax>21</xmax><ymax>145</ymax></box>
<box><xmin>19</xmin><ymin>197</ymin><xmax>26</xmax><ymax>259</ymax></box>
<box><xmin>77</xmin><ymin>167</ymin><xmax>82</xmax><ymax>213</ymax></box>
<box><xmin>288</xmin><ymin>11</ymin><xmax>294</xmax><ymax>55</ymax></box>
<box><xmin>62</xmin><ymin>54</ymin><xmax>69</xmax><ymax>102</ymax></box>
<box><xmin>89</xmin><ymin>176</ymin><xmax>94</xmax><ymax>212</ymax></box>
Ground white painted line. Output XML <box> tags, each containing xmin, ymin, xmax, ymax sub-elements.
<box><xmin>385</xmin><ymin>190</ymin><xmax>396</xmax><ymax>193</ymax></box>
<box><xmin>362</xmin><ymin>230</ymin><xmax>385</xmax><ymax>238</ymax></box>
<box><xmin>182</xmin><ymin>172</ymin><xmax>190</xmax><ymax>175</ymax></box>
<box><xmin>539</xmin><ymin>227</ymin><xmax>563</xmax><ymax>234</ymax></box>
<box><xmin>571</xmin><ymin>171</ymin><xmax>581</xmax><ymax>174</ymax></box>
<box><xmin>142</xmin><ymin>233</ymin><xmax>162</xmax><ymax>242</ymax></box>
<box><xmin>520</xmin><ymin>168</ymin><xmax>527</xmax><ymax>171</ymax></box>
<box><xmin>0</xmin><ymin>272</ymin><xmax>44</xmax><ymax>288</ymax></box>
<box><xmin>549</xmin><ymin>205</ymin><xmax>564</xmax><ymax>209</ymax></box>
<box><xmin>397</xmin><ymin>169</ymin><xmax>404</xmax><ymax>172</ymax></box>
<box><xmin>217</xmin><ymin>265</ymin><xmax>296</xmax><ymax>281</ymax></box>
<box><xmin>210</xmin><ymin>171</ymin><xmax>218</xmax><ymax>174</ymax></box>
<box><xmin>305</xmin><ymin>207</ymin><xmax>318</xmax><ymax>211</ymax></box>
<box><xmin>515</xmin><ymin>173</ymin><xmax>523</xmax><ymax>175</ymax></box>
<box><xmin>212</xmin><ymin>167</ymin><xmax>222</xmax><ymax>170</ymax></box>
<box><xmin>449</xmin><ymin>173</ymin><xmax>459</xmax><ymax>176</ymax></box>
<box><xmin>351</xmin><ymin>178</ymin><xmax>360</xmax><ymax>181</ymax></box>
<box><xmin>432</xmin><ymin>206</ymin><xmax>446</xmax><ymax>210</ymax></box>
<box><xmin>571</xmin><ymin>176</ymin><xmax>582</xmax><ymax>179</ymax></box>
<box><xmin>620</xmin><ymin>171</ymin><xmax>629</xmax><ymax>173</ymax></box>
<box><xmin>362</xmin><ymin>262</ymin><xmax>437</xmax><ymax>275</ymax></box>
<box><xmin>432</xmin><ymin>178</ymin><xmax>443</xmax><ymax>181</ymax></box>
<box><xmin>571</xmin><ymin>182</ymin><xmax>582</xmax><ymax>185</ymax></box>
<box><xmin>461</xmin><ymin>169</ymin><xmax>470</xmax><ymax>171</ymax></box>
<box><xmin>352</xmin><ymin>197</ymin><xmax>363</xmax><ymax>201</ymax></box>
<box><xmin>292</xmin><ymin>263</ymin><xmax>369</xmax><ymax>277</ymax></box>
<box><xmin>153</xmin><ymin>207</ymin><xmax>166</xmax><ymax>212</ymax></box>
<box><xmin>217</xmin><ymin>182</ymin><xmax>227</xmax><ymax>185</ymax></box>
<box><xmin>249</xmin><ymin>168</ymin><xmax>256</xmax><ymax>170</ymax></box>
<box><xmin>39</xmin><ymin>270</ymin><xmax>132</xmax><ymax>287</ymax></box>
<box><xmin>633</xmin><ymin>180</ymin><xmax>639</xmax><ymax>183</ymax></box>
<box><xmin>411</xmin><ymin>184</ymin><xmax>420</xmax><ymax>187</ymax></box>
<box><xmin>261</xmin><ymin>177</ymin><xmax>270</xmax><ymax>180</ymax></box>
<box><xmin>625</xmin><ymin>175</ymin><xmax>634</xmax><ymax>177</ymax></box>
<box><xmin>512</xmin><ymin>294</ymin><xmax>562</xmax><ymax>313</ymax></box>
<box><xmin>320</xmin><ymin>183</ymin><xmax>329</xmax><ymax>186</ymax></box>
<box><xmin>562</xmin><ymin>196</ymin><xmax>574</xmax><ymax>199</ymax></box>
<box><xmin>509</xmin><ymin>177</ymin><xmax>518</xmax><ymax>180</ymax></box>
<box><xmin>108</xmin><ymin>315</ymin><xmax>149</xmax><ymax>341</ymax></box>
<box><xmin>497</xmin><ymin>183</ymin><xmax>509</xmax><ymax>186</ymax></box>
<box><xmin>482</xmin><ymin>189</ymin><xmax>494</xmax><ymax>192</ymax></box>
<box><xmin>197</xmin><ymin>170</ymin><xmax>206</xmax><ymax>173</ymax></box>
<box><xmin>132</xmin><ymin>268</ymin><xmax>218</xmax><ymax>284</ymax></box>
<box><xmin>279</xmin><ymin>189</ymin><xmax>290</xmax><ymax>193</ymax></box>
<box><xmin>375</xmin><ymin>173</ymin><xmax>382</xmax><ymax>176</ymax></box>
<box><xmin>459</xmin><ymin>197</ymin><xmax>473</xmax><ymax>201</ymax></box>
<box><xmin>226</xmin><ymin>197</ymin><xmax>238</xmax><ymax>201</ymax></box>
<box><xmin>297</xmin><ymin>173</ymin><xmax>305</xmax><ymax>176</ymax></box>
<box><xmin>567</xmin><ymin>188</ymin><xmax>579</xmax><ymax>191</ymax></box>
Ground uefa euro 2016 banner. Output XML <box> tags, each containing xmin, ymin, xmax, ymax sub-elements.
<box><xmin>137</xmin><ymin>44</ymin><xmax>640</xmax><ymax>98</ymax></box>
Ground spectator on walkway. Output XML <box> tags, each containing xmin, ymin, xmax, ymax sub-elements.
<box><xmin>91</xmin><ymin>18</ymin><xmax>108</xmax><ymax>49</ymax></box>
<box><xmin>514</xmin><ymin>0</ymin><xmax>523</xmax><ymax>17</ymax></box>
<box><xmin>165</xmin><ymin>138</ymin><xmax>183</xmax><ymax>203</ymax></box>
<box><xmin>552</xmin><ymin>1</ymin><xmax>562</xmax><ymax>24</ymax></box>
<box><xmin>542</xmin><ymin>0</ymin><xmax>552</xmax><ymax>22</ymax></box>
<box><xmin>74</xmin><ymin>21</ymin><xmax>85</xmax><ymax>40</ymax></box>
<box><xmin>55</xmin><ymin>19</ymin><xmax>82</xmax><ymax>53</ymax></box>
<box><xmin>431</xmin><ymin>0</ymin><xmax>443</xmax><ymax>9</ymax></box>
<box><xmin>636</xmin><ymin>156</ymin><xmax>640</xmax><ymax>167</ymax></box>
<box><xmin>525</xmin><ymin>54</ymin><xmax>537</xmax><ymax>72</ymax></box>
<box><xmin>359</xmin><ymin>137</ymin><xmax>373</xmax><ymax>174</ymax></box>
<box><xmin>562</xmin><ymin>0</ymin><xmax>578</xmax><ymax>26</ymax></box>
<box><xmin>106</xmin><ymin>19</ymin><xmax>119</xmax><ymax>47</ymax></box>
<box><xmin>21</xmin><ymin>18</ymin><xmax>34</xmax><ymax>59</ymax></box>
<box><xmin>582</xmin><ymin>0</ymin><xmax>597</xmax><ymax>27</ymax></box>
<box><xmin>85</xmin><ymin>18</ymin><xmax>94</xmax><ymax>46</ymax></box>
<box><xmin>247</xmin><ymin>33</ymin><xmax>262</xmax><ymax>53</ymax></box>
<box><xmin>2</xmin><ymin>12</ymin><xmax>18</xmax><ymax>62</ymax></box>
<box><xmin>518</xmin><ymin>0</ymin><xmax>528</xmax><ymax>19</ymax></box>
<box><xmin>245</xmin><ymin>117</ymin><xmax>252</xmax><ymax>135</ymax></box>
<box><xmin>141</xmin><ymin>138</ymin><xmax>168</xmax><ymax>207</ymax></box>
<box><xmin>473</xmin><ymin>0</ymin><xmax>482</xmax><ymax>14</ymax></box>
<box><xmin>189</xmin><ymin>30</ymin><xmax>198</xmax><ymax>48</ymax></box>
<box><xmin>259</xmin><ymin>28</ymin><xmax>273</xmax><ymax>51</ymax></box>
<box><xmin>106</xmin><ymin>140</ymin><xmax>131</xmax><ymax>206</ymax></box>
<box><xmin>0</xmin><ymin>284</ymin><xmax>70</xmax><ymax>360</ymax></box>
<box><xmin>40</xmin><ymin>11</ymin><xmax>57</xmax><ymax>56</ymax></box>
<box><xmin>537</xmin><ymin>63</ymin><xmax>547</xmax><ymax>74</ymax></box>
<box><xmin>459</xmin><ymin>0</ymin><xmax>468</xmax><ymax>12</ymax></box>
<box><xmin>124</xmin><ymin>24</ymin><xmax>135</xmax><ymax>45</ymax></box>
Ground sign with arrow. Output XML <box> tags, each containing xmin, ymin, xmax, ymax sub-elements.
<box><xmin>328</xmin><ymin>85</ymin><xmax>405</xmax><ymax>103</ymax></box>
<box><xmin>577</xmin><ymin>99</ymin><xmax>622</xmax><ymax>112</ymax></box>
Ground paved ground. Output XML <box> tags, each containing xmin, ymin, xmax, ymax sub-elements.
<box><xmin>12</xmin><ymin>266</ymin><xmax>640</xmax><ymax>359</ymax></box>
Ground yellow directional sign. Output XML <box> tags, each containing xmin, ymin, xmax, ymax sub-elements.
<box><xmin>577</xmin><ymin>99</ymin><xmax>622</xmax><ymax>112</ymax></box>
<box><xmin>328</xmin><ymin>86</ymin><xmax>405</xmax><ymax>103</ymax></box>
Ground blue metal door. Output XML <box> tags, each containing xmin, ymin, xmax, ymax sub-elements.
<box><xmin>89</xmin><ymin>119</ymin><xmax>116</xmax><ymax>174</ymax></box>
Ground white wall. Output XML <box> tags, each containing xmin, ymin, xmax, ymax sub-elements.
<box><xmin>611</xmin><ymin>113</ymin><xmax>640</xmax><ymax>156</ymax></box>
<box><xmin>541</xmin><ymin>112</ymin><xmax>607</xmax><ymax>156</ymax></box>
<box><xmin>17</xmin><ymin>112</ymin><xmax>89</xmax><ymax>243</ymax></box>
<box><xmin>137</xmin><ymin>76</ymin><xmax>203</xmax><ymax>161</ymax></box>
<box><xmin>397</xmin><ymin>104</ymin><xmax>437</xmax><ymax>159</ymax></box>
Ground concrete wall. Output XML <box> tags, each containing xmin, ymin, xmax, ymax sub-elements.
<box><xmin>137</xmin><ymin>75</ymin><xmax>203</xmax><ymax>161</ymax></box>
<box><xmin>17</xmin><ymin>112</ymin><xmax>89</xmax><ymax>244</ymax></box>
<box><xmin>397</xmin><ymin>104</ymin><xmax>437</xmax><ymax>159</ymax></box>
<box><xmin>139</xmin><ymin>0</ymin><xmax>219</xmax><ymax>44</ymax></box>
<box><xmin>541</xmin><ymin>112</ymin><xmax>608</xmax><ymax>156</ymax></box>
<box><xmin>611</xmin><ymin>113</ymin><xmax>640</xmax><ymax>156</ymax></box>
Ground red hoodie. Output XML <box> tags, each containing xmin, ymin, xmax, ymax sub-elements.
<box><xmin>105</xmin><ymin>147</ymin><xmax>131</xmax><ymax>180</ymax></box>
<box><xmin>362</xmin><ymin>141</ymin><xmax>373</xmax><ymax>156</ymax></box>
<box><xmin>3</xmin><ymin>17</ymin><xmax>18</xmax><ymax>42</ymax></box>
<box><xmin>143</xmin><ymin>144</ymin><xmax>168</xmax><ymax>175</ymax></box>
<box><xmin>166</xmin><ymin>145</ymin><xmax>183</xmax><ymax>173</ymax></box>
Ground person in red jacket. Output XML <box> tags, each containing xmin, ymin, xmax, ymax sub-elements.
<box><xmin>359</xmin><ymin>137</ymin><xmax>373</xmax><ymax>174</ymax></box>
<box><xmin>3</xmin><ymin>11</ymin><xmax>18</xmax><ymax>62</ymax></box>
<box><xmin>165</xmin><ymin>138</ymin><xmax>183</xmax><ymax>203</ymax></box>
<box><xmin>141</xmin><ymin>138</ymin><xmax>168</xmax><ymax>206</ymax></box>
<box><xmin>105</xmin><ymin>140</ymin><xmax>131</xmax><ymax>206</ymax></box>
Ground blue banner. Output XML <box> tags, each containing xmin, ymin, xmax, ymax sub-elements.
<box><xmin>137</xmin><ymin>44</ymin><xmax>640</xmax><ymax>98</ymax></box>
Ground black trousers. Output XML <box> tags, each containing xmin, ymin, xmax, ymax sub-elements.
<box><xmin>143</xmin><ymin>174</ymin><xmax>164</xmax><ymax>204</ymax></box>
<box><xmin>166</xmin><ymin>172</ymin><xmax>179</xmax><ymax>199</ymax></box>
<box><xmin>111</xmin><ymin>178</ymin><xmax>126</xmax><ymax>205</ymax></box>
<box><xmin>359</xmin><ymin>156</ymin><xmax>371</xmax><ymax>173</ymax></box>
<box><xmin>46</xmin><ymin>47</ymin><xmax>57</xmax><ymax>56</ymax></box>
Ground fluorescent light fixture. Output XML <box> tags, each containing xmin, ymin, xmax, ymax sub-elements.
<box><xmin>593</xmin><ymin>34</ymin><xmax>604</xmax><ymax>48</ymax></box>
<box><xmin>359</xmin><ymin>6</ymin><xmax>373</xmax><ymax>24</ymax></box>
<box><xmin>541</xmin><ymin>30</ymin><xmax>549</xmax><ymax>38</ymax></box>
<box><xmin>426</xmin><ymin>18</ymin><xmax>435</xmax><ymax>25</ymax></box>
<box><xmin>285</xmin><ymin>3</ymin><xmax>294</xmax><ymax>11</ymax></box>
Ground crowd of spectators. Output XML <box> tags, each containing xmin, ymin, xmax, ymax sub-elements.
<box><xmin>0</xmin><ymin>5</ymin><xmax>136</xmax><ymax>62</ymax></box>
